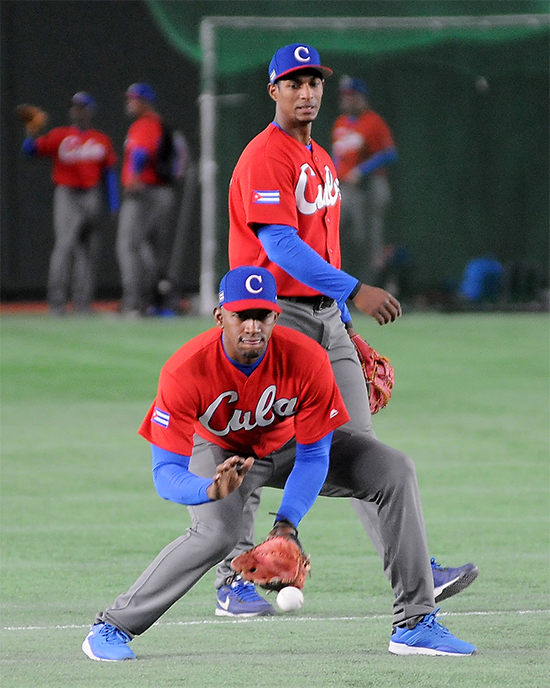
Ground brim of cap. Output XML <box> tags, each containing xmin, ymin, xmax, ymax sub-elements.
<box><xmin>273</xmin><ymin>64</ymin><xmax>333</xmax><ymax>82</ymax></box>
<box><xmin>221</xmin><ymin>299</ymin><xmax>282</xmax><ymax>314</ymax></box>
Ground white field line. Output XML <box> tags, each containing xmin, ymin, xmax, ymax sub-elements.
<box><xmin>2</xmin><ymin>608</ymin><xmax>548</xmax><ymax>632</ymax></box>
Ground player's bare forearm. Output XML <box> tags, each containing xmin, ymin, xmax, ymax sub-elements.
<box><xmin>352</xmin><ymin>284</ymin><xmax>402</xmax><ymax>325</ymax></box>
<box><xmin>206</xmin><ymin>455</ymin><xmax>254</xmax><ymax>501</ymax></box>
<box><xmin>344</xmin><ymin>321</ymin><xmax>358</xmax><ymax>338</ymax></box>
<box><xmin>343</xmin><ymin>167</ymin><xmax>361</xmax><ymax>184</ymax></box>
<box><xmin>266</xmin><ymin>518</ymin><xmax>298</xmax><ymax>539</ymax></box>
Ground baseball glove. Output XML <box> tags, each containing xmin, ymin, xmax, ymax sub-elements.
<box><xmin>231</xmin><ymin>519</ymin><xmax>311</xmax><ymax>592</ymax></box>
<box><xmin>350</xmin><ymin>333</ymin><xmax>395</xmax><ymax>414</ymax></box>
<box><xmin>15</xmin><ymin>104</ymin><xmax>48</xmax><ymax>136</ymax></box>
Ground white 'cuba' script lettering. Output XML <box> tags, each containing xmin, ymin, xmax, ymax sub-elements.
<box><xmin>199</xmin><ymin>385</ymin><xmax>298</xmax><ymax>436</ymax></box>
<box><xmin>59</xmin><ymin>136</ymin><xmax>107</xmax><ymax>163</ymax></box>
<box><xmin>332</xmin><ymin>129</ymin><xmax>364</xmax><ymax>156</ymax></box>
<box><xmin>295</xmin><ymin>164</ymin><xmax>340</xmax><ymax>215</ymax></box>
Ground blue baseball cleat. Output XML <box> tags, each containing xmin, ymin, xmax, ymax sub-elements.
<box><xmin>82</xmin><ymin>622</ymin><xmax>136</xmax><ymax>661</ymax></box>
<box><xmin>389</xmin><ymin>609</ymin><xmax>477</xmax><ymax>656</ymax></box>
<box><xmin>432</xmin><ymin>558</ymin><xmax>479</xmax><ymax>603</ymax></box>
<box><xmin>215</xmin><ymin>575</ymin><xmax>276</xmax><ymax>617</ymax></box>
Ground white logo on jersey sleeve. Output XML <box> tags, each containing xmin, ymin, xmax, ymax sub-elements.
<box><xmin>295</xmin><ymin>164</ymin><xmax>340</xmax><ymax>216</ymax></box>
<box><xmin>152</xmin><ymin>407</ymin><xmax>170</xmax><ymax>427</ymax></box>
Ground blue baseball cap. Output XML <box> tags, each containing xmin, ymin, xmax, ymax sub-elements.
<box><xmin>269</xmin><ymin>43</ymin><xmax>333</xmax><ymax>84</ymax></box>
<box><xmin>126</xmin><ymin>83</ymin><xmax>156</xmax><ymax>102</ymax></box>
<box><xmin>71</xmin><ymin>92</ymin><xmax>96</xmax><ymax>109</ymax></box>
<box><xmin>218</xmin><ymin>266</ymin><xmax>282</xmax><ymax>313</ymax></box>
<box><xmin>339</xmin><ymin>76</ymin><xmax>369</xmax><ymax>97</ymax></box>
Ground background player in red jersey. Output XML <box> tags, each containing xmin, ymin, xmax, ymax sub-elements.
<box><xmin>22</xmin><ymin>92</ymin><xmax>119</xmax><ymax>315</ymax></box>
<box><xmin>116</xmin><ymin>83</ymin><xmax>177</xmax><ymax>317</ymax></box>
<box><xmin>332</xmin><ymin>76</ymin><xmax>398</xmax><ymax>285</ymax></box>
<box><xmin>81</xmin><ymin>265</ymin><xmax>476</xmax><ymax>661</ymax></box>
<box><xmin>219</xmin><ymin>43</ymin><xmax>478</xmax><ymax>629</ymax></box>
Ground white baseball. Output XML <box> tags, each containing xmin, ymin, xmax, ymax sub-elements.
<box><xmin>276</xmin><ymin>586</ymin><xmax>304</xmax><ymax>612</ymax></box>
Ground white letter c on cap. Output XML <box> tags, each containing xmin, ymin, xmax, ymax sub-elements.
<box><xmin>294</xmin><ymin>46</ymin><xmax>311</xmax><ymax>63</ymax></box>
<box><xmin>245</xmin><ymin>274</ymin><xmax>263</xmax><ymax>294</ymax></box>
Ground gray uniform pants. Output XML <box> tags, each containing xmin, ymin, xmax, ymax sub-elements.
<box><xmin>116</xmin><ymin>185</ymin><xmax>175</xmax><ymax>312</ymax></box>
<box><xmin>96</xmin><ymin>301</ymin><xmax>434</xmax><ymax>636</ymax></box>
<box><xmin>48</xmin><ymin>185</ymin><xmax>103</xmax><ymax>313</ymax></box>
<box><xmin>340</xmin><ymin>175</ymin><xmax>391</xmax><ymax>285</ymax></box>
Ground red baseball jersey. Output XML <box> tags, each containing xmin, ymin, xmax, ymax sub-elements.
<box><xmin>139</xmin><ymin>324</ymin><xmax>349</xmax><ymax>459</ymax></box>
<box><xmin>121</xmin><ymin>112</ymin><xmax>163</xmax><ymax>187</ymax></box>
<box><xmin>228</xmin><ymin>123</ymin><xmax>341</xmax><ymax>298</ymax></box>
<box><xmin>34</xmin><ymin>126</ymin><xmax>116</xmax><ymax>188</ymax></box>
<box><xmin>332</xmin><ymin>110</ymin><xmax>395</xmax><ymax>180</ymax></box>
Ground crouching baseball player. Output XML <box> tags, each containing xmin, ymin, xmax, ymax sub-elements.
<box><xmin>82</xmin><ymin>266</ymin><xmax>476</xmax><ymax>661</ymax></box>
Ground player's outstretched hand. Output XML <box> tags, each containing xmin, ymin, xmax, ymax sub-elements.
<box><xmin>206</xmin><ymin>455</ymin><xmax>254</xmax><ymax>501</ymax></box>
<box><xmin>353</xmin><ymin>284</ymin><xmax>402</xmax><ymax>325</ymax></box>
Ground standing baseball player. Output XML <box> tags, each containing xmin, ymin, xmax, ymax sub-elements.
<box><xmin>116</xmin><ymin>83</ymin><xmax>177</xmax><ymax>317</ymax></box>
<box><xmin>21</xmin><ymin>92</ymin><xmax>119</xmax><ymax>315</ymax></box>
<box><xmin>216</xmin><ymin>44</ymin><xmax>478</xmax><ymax>618</ymax></box>
<box><xmin>332</xmin><ymin>76</ymin><xmax>398</xmax><ymax>285</ymax></box>
<box><xmin>81</xmin><ymin>266</ymin><xmax>476</xmax><ymax>660</ymax></box>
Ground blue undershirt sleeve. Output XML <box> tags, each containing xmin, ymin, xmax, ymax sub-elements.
<box><xmin>129</xmin><ymin>146</ymin><xmax>149</xmax><ymax>175</ymax></box>
<box><xmin>340</xmin><ymin>303</ymin><xmax>352</xmax><ymax>324</ymax></box>
<box><xmin>22</xmin><ymin>137</ymin><xmax>38</xmax><ymax>156</ymax></box>
<box><xmin>151</xmin><ymin>444</ymin><xmax>213</xmax><ymax>505</ymax></box>
<box><xmin>357</xmin><ymin>146</ymin><xmax>398</xmax><ymax>176</ymax></box>
<box><xmin>103</xmin><ymin>167</ymin><xmax>120</xmax><ymax>212</ymax></box>
<box><xmin>276</xmin><ymin>432</ymin><xmax>333</xmax><ymax>528</ymax></box>
<box><xmin>257</xmin><ymin>224</ymin><xmax>359</xmax><ymax>311</ymax></box>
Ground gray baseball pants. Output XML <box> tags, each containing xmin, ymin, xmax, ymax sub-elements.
<box><xmin>96</xmin><ymin>301</ymin><xmax>435</xmax><ymax>636</ymax></box>
<box><xmin>116</xmin><ymin>185</ymin><xmax>175</xmax><ymax>312</ymax></box>
<box><xmin>48</xmin><ymin>185</ymin><xmax>103</xmax><ymax>313</ymax></box>
<box><xmin>340</xmin><ymin>175</ymin><xmax>391</xmax><ymax>285</ymax></box>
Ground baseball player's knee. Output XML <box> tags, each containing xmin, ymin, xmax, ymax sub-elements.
<box><xmin>391</xmin><ymin>451</ymin><xmax>417</xmax><ymax>488</ymax></box>
<box><xmin>116</xmin><ymin>231</ymin><xmax>141</xmax><ymax>256</ymax></box>
<box><xmin>202</xmin><ymin>521</ymin><xmax>242</xmax><ymax>562</ymax></box>
<box><xmin>51</xmin><ymin>234</ymin><xmax>76</xmax><ymax>256</ymax></box>
<box><xmin>369</xmin><ymin>452</ymin><xmax>420</xmax><ymax>512</ymax></box>
<box><xmin>356</xmin><ymin>444</ymin><xmax>418</xmax><ymax>500</ymax></box>
<box><xmin>374</xmin><ymin>444</ymin><xmax>417</xmax><ymax>483</ymax></box>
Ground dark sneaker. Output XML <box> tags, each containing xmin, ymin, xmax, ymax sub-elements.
<box><xmin>389</xmin><ymin>609</ymin><xmax>477</xmax><ymax>656</ymax></box>
<box><xmin>215</xmin><ymin>575</ymin><xmax>276</xmax><ymax>617</ymax></box>
<box><xmin>432</xmin><ymin>558</ymin><xmax>479</xmax><ymax>602</ymax></box>
<box><xmin>82</xmin><ymin>623</ymin><xmax>136</xmax><ymax>661</ymax></box>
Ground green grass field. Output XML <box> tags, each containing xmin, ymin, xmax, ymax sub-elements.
<box><xmin>1</xmin><ymin>312</ymin><xmax>549</xmax><ymax>687</ymax></box>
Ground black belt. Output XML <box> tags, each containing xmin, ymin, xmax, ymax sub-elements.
<box><xmin>279</xmin><ymin>295</ymin><xmax>335</xmax><ymax>310</ymax></box>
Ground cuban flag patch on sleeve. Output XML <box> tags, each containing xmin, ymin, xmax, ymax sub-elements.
<box><xmin>253</xmin><ymin>190</ymin><xmax>280</xmax><ymax>205</ymax></box>
<box><xmin>152</xmin><ymin>407</ymin><xmax>170</xmax><ymax>428</ymax></box>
